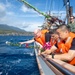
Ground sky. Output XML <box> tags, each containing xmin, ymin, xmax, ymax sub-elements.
<box><xmin>0</xmin><ymin>0</ymin><xmax>75</xmax><ymax>32</ymax></box>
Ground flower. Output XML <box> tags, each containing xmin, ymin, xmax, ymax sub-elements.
<box><xmin>43</xmin><ymin>42</ymin><xmax>51</xmax><ymax>50</ymax></box>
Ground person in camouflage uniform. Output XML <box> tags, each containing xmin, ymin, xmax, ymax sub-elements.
<box><xmin>69</xmin><ymin>16</ymin><xmax>75</xmax><ymax>32</ymax></box>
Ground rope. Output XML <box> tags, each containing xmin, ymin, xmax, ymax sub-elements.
<box><xmin>49</xmin><ymin>0</ymin><xmax>53</xmax><ymax>13</ymax></box>
<box><xmin>45</xmin><ymin>0</ymin><xmax>49</xmax><ymax>12</ymax></box>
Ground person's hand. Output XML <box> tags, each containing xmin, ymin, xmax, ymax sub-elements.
<box><xmin>46</xmin><ymin>55</ymin><xmax>52</xmax><ymax>59</ymax></box>
<box><xmin>41</xmin><ymin>51</ymin><xmax>45</xmax><ymax>55</ymax></box>
<box><xmin>43</xmin><ymin>42</ymin><xmax>51</xmax><ymax>50</ymax></box>
<box><xmin>38</xmin><ymin>52</ymin><xmax>41</xmax><ymax>56</ymax></box>
<box><xmin>19</xmin><ymin>42</ymin><xmax>24</xmax><ymax>45</ymax></box>
<box><xmin>42</xmin><ymin>50</ymin><xmax>51</xmax><ymax>55</ymax></box>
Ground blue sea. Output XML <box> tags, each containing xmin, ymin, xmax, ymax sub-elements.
<box><xmin>0</xmin><ymin>36</ymin><xmax>40</xmax><ymax>75</ymax></box>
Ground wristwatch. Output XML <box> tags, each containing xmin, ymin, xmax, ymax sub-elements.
<box><xmin>52</xmin><ymin>54</ymin><xmax>55</xmax><ymax>59</ymax></box>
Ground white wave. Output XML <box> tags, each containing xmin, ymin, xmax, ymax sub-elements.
<box><xmin>17</xmin><ymin>59</ymin><xmax>21</xmax><ymax>63</ymax></box>
<box><xmin>24</xmin><ymin>52</ymin><xmax>34</xmax><ymax>56</ymax></box>
<box><xmin>11</xmin><ymin>59</ymin><xmax>21</xmax><ymax>64</ymax></box>
<box><xmin>5</xmin><ymin>41</ymin><xmax>11</xmax><ymax>45</ymax></box>
<box><xmin>0</xmin><ymin>72</ymin><xmax>3</xmax><ymax>75</ymax></box>
<box><xmin>30</xmin><ymin>53</ymin><xmax>34</xmax><ymax>56</ymax></box>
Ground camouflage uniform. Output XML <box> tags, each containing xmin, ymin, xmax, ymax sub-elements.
<box><xmin>69</xmin><ymin>22</ymin><xmax>75</xmax><ymax>32</ymax></box>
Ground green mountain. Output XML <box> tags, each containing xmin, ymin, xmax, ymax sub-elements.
<box><xmin>0</xmin><ymin>24</ymin><xmax>33</xmax><ymax>35</ymax></box>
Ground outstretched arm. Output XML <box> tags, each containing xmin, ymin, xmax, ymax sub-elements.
<box><xmin>19</xmin><ymin>39</ymin><xmax>34</xmax><ymax>45</ymax></box>
<box><xmin>46</xmin><ymin>50</ymin><xmax>75</xmax><ymax>61</ymax></box>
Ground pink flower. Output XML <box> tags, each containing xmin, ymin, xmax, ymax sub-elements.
<box><xmin>43</xmin><ymin>42</ymin><xmax>51</xmax><ymax>50</ymax></box>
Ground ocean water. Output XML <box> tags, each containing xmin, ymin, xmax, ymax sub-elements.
<box><xmin>0</xmin><ymin>36</ymin><xmax>40</xmax><ymax>75</ymax></box>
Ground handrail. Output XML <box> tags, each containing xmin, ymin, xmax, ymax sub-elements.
<box><xmin>40</xmin><ymin>55</ymin><xmax>64</xmax><ymax>75</ymax></box>
<box><xmin>41</xmin><ymin>54</ymin><xmax>75</xmax><ymax>75</ymax></box>
<box><xmin>47</xmin><ymin>58</ymin><xmax>75</xmax><ymax>75</ymax></box>
<box><xmin>53</xmin><ymin>59</ymin><xmax>75</xmax><ymax>73</ymax></box>
<box><xmin>34</xmin><ymin>42</ymin><xmax>75</xmax><ymax>75</ymax></box>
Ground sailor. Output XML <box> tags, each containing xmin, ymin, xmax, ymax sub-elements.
<box><xmin>19</xmin><ymin>29</ymin><xmax>52</xmax><ymax>55</ymax></box>
<box><xmin>68</xmin><ymin>16</ymin><xmax>75</xmax><ymax>32</ymax></box>
<box><xmin>41</xmin><ymin>29</ymin><xmax>59</xmax><ymax>54</ymax></box>
<box><xmin>46</xmin><ymin>25</ymin><xmax>75</xmax><ymax>65</ymax></box>
<box><xmin>19</xmin><ymin>29</ymin><xmax>50</xmax><ymax>46</ymax></box>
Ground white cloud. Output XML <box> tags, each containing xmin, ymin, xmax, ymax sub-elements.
<box><xmin>2</xmin><ymin>0</ymin><xmax>75</xmax><ymax>32</ymax></box>
<box><xmin>6</xmin><ymin>11</ymin><xmax>15</xmax><ymax>15</ymax></box>
<box><xmin>20</xmin><ymin>4</ymin><xmax>40</xmax><ymax>14</ymax></box>
<box><xmin>21</xmin><ymin>5</ymin><xmax>28</xmax><ymax>12</ymax></box>
<box><xmin>6</xmin><ymin>2</ymin><xmax>11</xmax><ymax>7</ymax></box>
<box><xmin>21</xmin><ymin>4</ymin><xmax>34</xmax><ymax>12</ymax></box>
<box><xmin>0</xmin><ymin>3</ymin><xmax>6</xmax><ymax>18</ymax></box>
<box><xmin>20</xmin><ymin>4</ymin><xmax>44</xmax><ymax>18</ymax></box>
<box><xmin>0</xmin><ymin>2</ymin><xmax>43</xmax><ymax>32</ymax></box>
<box><xmin>0</xmin><ymin>3</ymin><xmax>6</xmax><ymax>11</ymax></box>
<box><xmin>20</xmin><ymin>22</ymin><xmax>43</xmax><ymax>32</ymax></box>
<box><xmin>0</xmin><ymin>2</ymin><xmax>15</xmax><ymax>22</ymax></box>
<box><xmin>5</xmin><ymin>0</ymin><xmax>15</xmax><ymax>8</ymax></box>
<box><xmin>15</xmin><ymin>14</ymin><xmax>43</xmax><ymax>18</ymax></box>
<box><xmin>9</xmin><ymin>21</ymin><xmax>43</xmax><ymax>32</ymax></box>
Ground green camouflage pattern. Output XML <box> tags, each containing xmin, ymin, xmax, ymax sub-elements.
<box><xmin>68</xmin><ymin>22</ymin><xmax>75</xmax><ymax>32</ymax></box>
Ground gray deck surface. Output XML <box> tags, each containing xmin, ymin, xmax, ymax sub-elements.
<box><xmin>38</xmin><ymin>56</ymin><xmax>56</xmax><ymax>75</ymax></box>
<box><xmin>34</xmin><ymin>45</ymin><xmax>55</xmax><ymax>75</ymax></box>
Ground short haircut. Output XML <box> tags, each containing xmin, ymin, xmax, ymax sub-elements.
<box><xmin>57</xmin><ymin>25</ymin><xmax>70</xmax><ymax>32</ymax></box>
<box><xmin>49</xmin><ymin>28</ymin><xmax>58</xmax><ymax>34</ymax></box>
<box><xmin>70</xmin><ymin>16</ymin><xmax>75</xmax><ymax>19</ymax></box>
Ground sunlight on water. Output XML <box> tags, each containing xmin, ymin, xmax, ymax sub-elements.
<box><xmin>11</xmin><ymin>59</ymin><xmax>21</xmax><ymax>64</ymax></box>
<box><xmin>0</xmin><ymin>36</ymin><xmax>40</xmax><ymax>75</ymax></box>
<box><xmin>23</xmin><ymin>52</ymin><xmax>34</xmax><ymax>56</ymax></box>
<box><xmin>30</xmin><ymin>53</ymin><xmax>34</xmax><ymax>56</ymax></box>
<box><xmin>0</xmin><ymin>72</ymin><xmax>2</xmax><ymax>75</ymax></box>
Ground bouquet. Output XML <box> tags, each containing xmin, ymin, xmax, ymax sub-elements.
<box><xmin>43</xmin><ymin>42</ymin><xmax>51</xmax><ymax>50</ymax></box>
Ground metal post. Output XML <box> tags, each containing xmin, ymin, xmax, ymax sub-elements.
<box><xmin>69</xmin><ymin>6</ymin><xmax>73</xmax><ymax>17</ymax></box>
<box><xmin>66</xmin><ymin>0</ymin><xmax>70</xmax><ymax>24</ymax></box>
